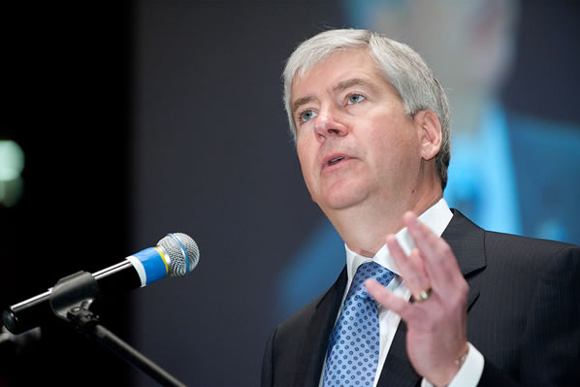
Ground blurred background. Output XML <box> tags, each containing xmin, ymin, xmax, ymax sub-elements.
<box><xmin>1</xmin><ymin>1</ymin><xmax>579</xmax><ymax>386</ymax></box>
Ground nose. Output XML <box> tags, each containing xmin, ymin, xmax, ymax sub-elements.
<box><xmin>314</xmin><ymin>105</ymin><xmax>348</xmax><ymax>140</ymax></box>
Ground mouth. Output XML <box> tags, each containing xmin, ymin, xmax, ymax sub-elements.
<box><xmin>322</xmin><ymin>154</ymin><xmax>350</xmax><ymax>171</ymax></box>
<box><xmin>328</xmin><ymin>156</ymin><xmax>345</xmax><ymax>165</ymax></box>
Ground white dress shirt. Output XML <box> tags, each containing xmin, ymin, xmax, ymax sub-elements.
<box><xmin>319</xmin><ymin>199</ymin><xmax>484</xmax><ymax>387</ymax></box>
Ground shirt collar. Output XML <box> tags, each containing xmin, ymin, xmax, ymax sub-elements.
<box><xmin>345</xmin><ymin>198</ymin><xmax>453</xmax><ymax>281</ymax></box>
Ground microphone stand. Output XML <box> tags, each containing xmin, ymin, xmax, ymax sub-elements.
<box><xmin>49</xmin><ymin>271</ymin><xmax>186</xmax><ymax>387</ymax></box>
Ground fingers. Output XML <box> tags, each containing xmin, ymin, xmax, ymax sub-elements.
<box><xmin>403</xmin><ymin>212</ymin><xmax>465</xmax><ymax>297</ymax></box>
<box><xmin>367</xmin><ymin>211</ymin><xmax>467</xmax><ymax>310</ymax></box>
<box><xmin>386</xmin><ymin>235</ymin><xmax>430</xmax><ymax>300</ymax></box>
<box><xmin>367</xmin><ymin>211</ymin><xmax>469</xmax><ymax>385</ymax></box>
<box><xmin>364</xmin><ymin>278</ymin><xmax>411</xmax><ymax>318</ymax></box>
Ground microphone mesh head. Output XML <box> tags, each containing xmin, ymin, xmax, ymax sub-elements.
<box><xmin>157</xmin><ymin>233</ymin><xmax>200</xmax><ymax>277</ymax></box>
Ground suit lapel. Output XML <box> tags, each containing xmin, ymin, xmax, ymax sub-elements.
<box><xmin>444</xmin><ymin>210</ymin><xmax>487</xmax><ymax>277</ymax></box>
<box><xmin>377</xmin><ymin>319</ymin><xmax>420</xmax><ymax>387</ymax></box>
<box><xmin>378</xmin><ymin>210</ymin><xmax>486</xmax><ymax>387</ymax></box>
<box><xmin>293</xmin><ymin>267</ymin><xmax>347</xmax><ymax>387</ymax></box>
<box><xmin>444</xmin><ymin>210</ymin><xmax>486</xmax><ymax>312</ymax></box>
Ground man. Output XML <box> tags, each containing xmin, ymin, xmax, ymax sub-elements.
<box><xmin>262</xmin><ymin>29</ymin><xmax>580</xmax><ymax>387</ymax></box>
<box><xmin>278</xmin><ymin>0</ymin><xmax>580</xmax><ymax>320</ymax></box>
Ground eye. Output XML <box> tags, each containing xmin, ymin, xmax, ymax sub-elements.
<box><xmin>298</xmin><ymin>109</ymin><xmax>318</xmax><ymax>124</ymax></box>
<box><xmin>347</xmin><ymin>93</ymin><xmax>365</xmax><ymax>105</ymax></box>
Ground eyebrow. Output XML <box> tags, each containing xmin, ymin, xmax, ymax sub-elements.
<box><xmin>332</xmin><ymin>77</ymin><xmax>379</xmax><ymax>95</ymax></box>
<box><xmin>291</xmin><ymin>77</ymin><xmax>379</xmax><ymax>115</ymax></box>
<box><xmin>291</xmin><ymin>95</ymin><xmax>316</xmax><ymax>115</ymax></box>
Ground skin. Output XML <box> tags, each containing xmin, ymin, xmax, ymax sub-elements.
<box><xmin>291</xmin><ymin>48</ymin><xmax>469</xmax><ymax>386</ymax></box>
<box><xmin>366</xmin><ymin>213</ymin><xmax>469</xmax><ymax>386</ymax></box>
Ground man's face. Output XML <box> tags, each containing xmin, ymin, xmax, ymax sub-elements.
<box><xmin>291</xmin><ymin>49</ymin><xmax>424</xmax><ymax>215</ymax></box>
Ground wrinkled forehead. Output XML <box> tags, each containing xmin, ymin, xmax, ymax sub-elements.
<box><xmin>287</xmin><ymin>47</ymin><xmax>386</xmax><ymax>101</ymax></box>
<box><xmin>297</xmin><ymin>49</ymin><xmax>384</xmax><ymax>87</ymax></box>
<box><xmin>291</xmin><ymin>46</ymin><xmax>372</xmax><ymax>82</ymax></box>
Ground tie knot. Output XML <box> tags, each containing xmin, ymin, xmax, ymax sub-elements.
<box><xmin>348</xmin><ymin>261</ymin><xmax>395</xmax><ymax>300</ymax></box>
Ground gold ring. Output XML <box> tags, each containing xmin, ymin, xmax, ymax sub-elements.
<box><xmin>412</xmin><ymin>287</ymin><xmax>432</xmax><ymax>302</ymax></box>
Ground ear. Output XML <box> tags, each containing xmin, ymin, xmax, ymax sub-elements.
<box><xmin>414</xmin><ymin>110</ymin><xmax>442</xmax><ymax>161</ymax></box>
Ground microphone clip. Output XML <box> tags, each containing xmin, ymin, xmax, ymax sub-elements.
<box><xmin>49</xmin><ymin>271</ymin><xmax>101</xmax><ymax>333</ymax></box>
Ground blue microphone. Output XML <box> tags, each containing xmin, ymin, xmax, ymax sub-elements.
<box><xmin>2</xmin><ymin>233</ymin><xmax>200</xmax><ymax>334</ymax></box>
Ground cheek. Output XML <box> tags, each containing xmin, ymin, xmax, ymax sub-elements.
<box><xmin>367</xmin><ymin>125</ymin><xmax>419</xmax><ymax>174</ymax></box>
<box><xmin>296</xmin><ymin>142</ymin><xmax>309</xmax><ymax>170</ymax></box>
<box><xmin>296</xmin><ymin>143</ymin><xmax>316</xmax><ymax>183</ymax></box>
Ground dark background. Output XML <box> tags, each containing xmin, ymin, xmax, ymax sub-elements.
<box><xmin>1</xmin><ymin>1</ymin><xmax>579</xmax><ymax>386</ymax></box>
<box><xmin>1</xmin><ymin>1</ymin><xmax>133</xmax><ymax>386</ymax></box>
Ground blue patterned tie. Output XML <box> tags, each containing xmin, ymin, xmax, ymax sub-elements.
<box><xmin>323</xmin><ymin>261</ymin><xmax>395</xmax><ymax>387</ymax></box>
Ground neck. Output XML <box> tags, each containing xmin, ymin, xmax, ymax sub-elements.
<box><xmin>326</xmin><ymin>182</ymin><xmax>443</xmax><ymax>258</ymax></box>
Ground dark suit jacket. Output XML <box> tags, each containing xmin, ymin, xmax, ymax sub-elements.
<box><xmin>262</xmin><ymin>211</ymin><xmax>580</xmax><ymax>386</ymax></box>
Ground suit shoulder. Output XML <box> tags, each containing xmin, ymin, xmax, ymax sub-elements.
<box><xmin>484</xmin><ymin>229</ymin><xmax>578</xmax><ymax>249</ymax></box>
<box><xmin>275</xmin><ymin>292</ymin><xmax>323</xmax><ymax>338</ymax></box>
<box><xmin>483</xmin><ymin>230</ymin><xmax>580</xmax><ymax>269</ymax></box>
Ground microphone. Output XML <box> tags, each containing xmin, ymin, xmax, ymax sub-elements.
<box><xmin>2</xmin><ymin>233</ymin><xmax>200</xmax><ymax>335</ymax></box>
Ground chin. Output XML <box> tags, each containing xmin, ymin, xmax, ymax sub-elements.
<box><xmin>321</xmin><ymin>186</ymin><xmax>371</xmax><ymax>211</ymax></box>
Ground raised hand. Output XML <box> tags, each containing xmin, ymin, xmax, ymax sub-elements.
<box><xmin>365</xmin><ymin>211</ymin><xmax>469</xmax><ymax>386</ymax></box>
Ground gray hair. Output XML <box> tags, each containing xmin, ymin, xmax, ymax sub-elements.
<box><xmin>283</xmin><ymin>29</ymin><xmax>451</xmax><ymax>190</ymax></box>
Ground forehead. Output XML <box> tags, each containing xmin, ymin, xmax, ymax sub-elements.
<box><xmin>291</xmin><ymin>49</ymin><xmax>385</xmax><ymax>98</ymax></box>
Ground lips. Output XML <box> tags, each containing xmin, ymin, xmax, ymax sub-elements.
<box><xmin>321</xmin><ymin>153</ymin><xmax>351</xmax><ymax>171</ymax></box>
<box><xmin>328</xmin><ymin>156</ymin><xmax>345</xmax><ymax>165</ymax></box>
